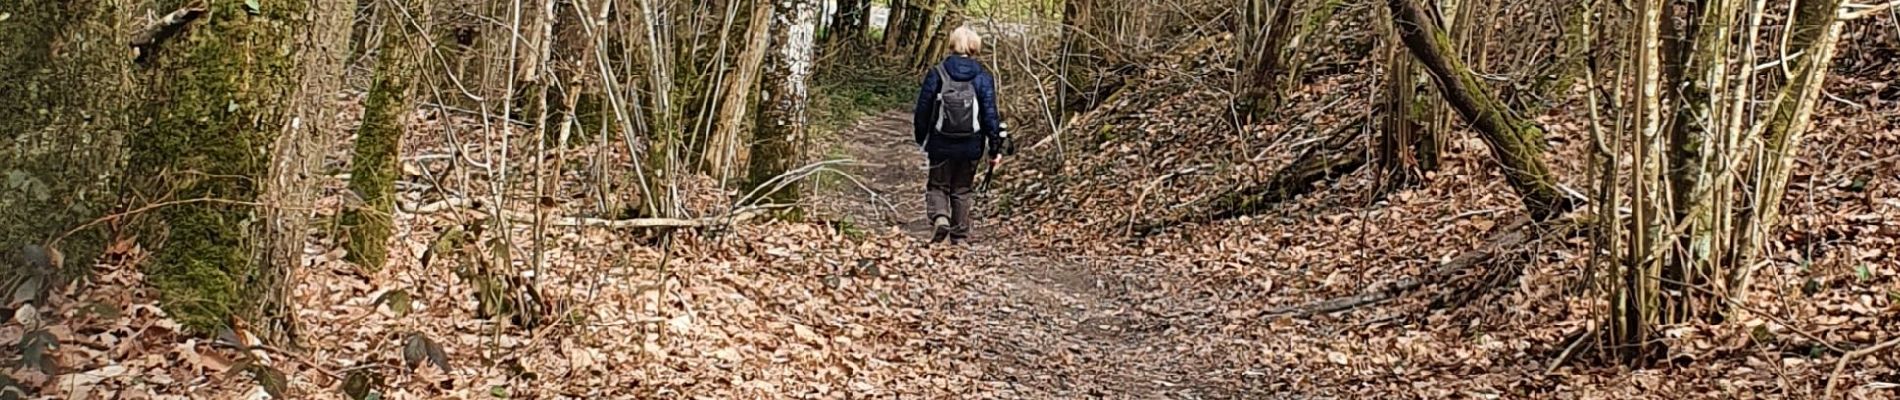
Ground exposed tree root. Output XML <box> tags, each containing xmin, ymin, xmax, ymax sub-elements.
<box><xmin>1263</xmin><ymin>217</ymin><xmax>1584</xmax><ymax>318</ymax></box>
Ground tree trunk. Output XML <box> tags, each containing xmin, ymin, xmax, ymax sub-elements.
<box><xmin>1375</xmin><ymin>2</ymin><xmax>1429</xmax><ymax>191</ymax></box>
<box><xmin>1610</xmin><ymin>0</ymin><xmax>1669</xmax><ymax>361</ymax></box>
<box><xmin>344</xmin><ymin>0</ymin><xmax>431</xmax><ymax>272</ymax></box>
<box><xmin>1659</xmin><ymin>0</ymin><xmax>1739</xmax><ymax>321</ymax></box>
<box><xmin>1384</xmin><ymin>0</ymin><xmax>1579</xmax><ymax>220</ymax></box>
<box><xmin>0</xmin><ymin>0</ymin><xmax>130</xmax><ymax>272</ymax></box>
<box><xmin>706</xmin><ymin>0</ymin><xmax>776</xmax><ymax>182</ymax></box>
<box><xmin>1061</xmin><ymin>0</ymin><xmax>1121</xmax><ymax>119</ymax></box>
<box><xmin>1601</xmin><ymin>0</ymin><xmax>1845</xmax><ymax>363</ymax></box>
<box><xmin>1731</xmin><ymin>0</ymin><xmax>1847</xmax><ymax>295</ymax></box>
<box><xmin>746</xmin><ymin>0</ymin><xmax>820</xmax><ymax>204</ymax></box>
<box><xmin>916</xmin><ymin>0</ymin><xmax>969</xmax><ymax>69</ymax></box>
<box><xmin>909</xmin><ymin>0</ymin><xmax>951</xmax><ymax>69</ymax></box>
<box><xmin>127</xmin><ymin>0</ymin><xmax>318</xmax><ymax>334</ymax></box>
<box><xmin>1235</xmin><ymin>0</ymin><xmax>1301</xmax><ymax>120</ymax></box>
<box><xmin>828</xmin><ymin>0</ymin><xmax>867</xmax><ymax>45</ymax></box>
<box><xmin>883</xmin><ymin>0</ymin><xmax>911</xmax><ymax>54</ymax></box>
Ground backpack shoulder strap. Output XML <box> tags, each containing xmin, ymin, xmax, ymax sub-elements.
<box><xmin>936</xmin><ymin>63</ymin><xmax>962</xmax><ymax>84</ymax></box>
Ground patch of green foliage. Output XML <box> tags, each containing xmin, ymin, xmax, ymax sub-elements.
<box><xmin>810</xmin><ymin>50</ymin><xmax>914</xmax><ymax>140</ymax></box>
<box><xmin>833</xmin><ymin>218</ymin><xmax>869</xmax><ymax>241</ymax></box>
<box><xmin>963</xmin><ymin>0</ymin><xmax>1062</xmax><ymax>20</ymax></box>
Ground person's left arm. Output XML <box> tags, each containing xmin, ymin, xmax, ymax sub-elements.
<box><xmin>975</xmin><ymin>68</ymin><xmax>1004</xmax><ymax>158</ymax></box>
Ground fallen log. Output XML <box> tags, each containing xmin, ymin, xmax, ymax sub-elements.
<box><xmin>1132</xmin><ymin>114</ymin><xmax>1371</xmax><ymax>236</ymax></box>
<box><xmin>1263</xmin><ymin>216</ymin><xmax>1584</xmax><ymax>318</ymax></box>
<box><xmin>401</xmin><ymin>198</ymin><xmax>783</xmax><ymax>229</ymax></box>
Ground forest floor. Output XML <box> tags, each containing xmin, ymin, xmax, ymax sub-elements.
<box><xmin>810</xmin><ymin>111</ymin><xmax>1251</xmax><ymax>398</ymax></box>
<box><xmin>8</xmin><ymin>25</ymin><xmax>1898</xmax><ymax>400</ymax></box>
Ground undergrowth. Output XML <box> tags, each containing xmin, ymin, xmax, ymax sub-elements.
<box><xmin>811</xmin><ymin>48</ymin><xmax>914</xmax><ymax>137</ymax></box>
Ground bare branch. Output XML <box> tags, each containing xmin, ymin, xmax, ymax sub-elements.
<box><xmin>1826</xmin><ymin>337</ymin><xmax>1900</xmax><ymax>398</ymax></box>
<box><xmin>1840</xmin><ymin>1</ymin><xmax>1900</xmax><ymax>19</ymax></box>
<box><xmin>130</xmin><ymin>3</ymin><xmax>207</xmax><ymax>64</ymax></box>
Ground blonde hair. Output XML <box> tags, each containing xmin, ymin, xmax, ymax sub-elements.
<box><xmin>948</xmin><ymin>27</ymin><xmax>983</xmax><ymax>55</ymax></box>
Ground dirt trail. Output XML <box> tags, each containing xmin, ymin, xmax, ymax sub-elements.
<box><xmin>818</xmin><ymin>111</ymin><xmax>1259</xmax><ymax>399</ymax></box>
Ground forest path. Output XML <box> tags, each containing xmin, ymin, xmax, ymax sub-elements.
<box><xmin>815</xmin><ymin>111</ymin><xmax>1255</xmax><ymax>399</ymax></box>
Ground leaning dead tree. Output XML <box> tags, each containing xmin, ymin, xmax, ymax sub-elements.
<box><xmin>1384</xmin><ymin>0</ymin><xmax>1580</xmax><ymax>220</ymax></box>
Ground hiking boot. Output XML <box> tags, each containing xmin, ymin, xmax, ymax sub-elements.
<box><xmin>931</xmin><ymin>216</ymin><xmax>952</xmax><ymax>243</ymax></box>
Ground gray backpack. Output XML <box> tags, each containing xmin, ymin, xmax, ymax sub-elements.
<box><xmin>933</xmin><ymin>64</ymin><xmax>981</xmax><ymax>137</ymax></box>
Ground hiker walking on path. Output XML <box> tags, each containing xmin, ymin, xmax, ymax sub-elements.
<box><xmin>914</xmin><ymin>26</ymin><xmax>1007</xmax><ymax>245</ymax></box>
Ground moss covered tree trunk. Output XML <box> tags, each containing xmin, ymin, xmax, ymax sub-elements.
<box><xmin>1384</xmin><ymin>0</ymin><xmax>1579</xmax><ymax>220</ymax></box>
<box><xmin>0</xmin><ymin>0</ymin><xmax>131</xmax><ymax>271</ymax></box>
<box><xmin>746</xmin><ymin>0</ymin><xmax>819</xmax><ymax>204</ymax></box>
<box><xmin>126</xmin><ymin>0</ymin><xmax>315</xmax><ymax>333</ymax></box>
<box><xmin>344</xmin><ymin>0</ymin><xmax>431</xmax><ymax>272</ymax></box>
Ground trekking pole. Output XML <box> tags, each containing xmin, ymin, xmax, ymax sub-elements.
<box><xmin>978</xmin><ymin>120</ymin><xmax>1010</xmax><ymax>193</ymax></box>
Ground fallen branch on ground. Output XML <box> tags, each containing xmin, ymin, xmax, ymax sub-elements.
<box><xmin>1840</xmin><ymin>1</ymin><xmax>1899</xmax><ymax>19</ymax></box>
<box><xmin>1262</xmin><ymin>217</ymin><xmax>1583</xmax><ymax>318</ymax></box>
<box><xmin>1824</xmin><ymin>336</ymin><xmax>1900</xmax><ymax>397</ymax></box>
<box><xmin>402</xmin><ymin>198</ymin><xmax>788</xmax><ymax>229</ymax></box>
<box><xmin>1132</xmin><ymin>113</ymin><xmax>1372</xmax><ymax>236</ymax></box>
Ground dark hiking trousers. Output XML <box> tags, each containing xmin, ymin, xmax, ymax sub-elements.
<box><xmin>926</xmin><ymin>158</ymin><xmax>979</xmax><ymax>240</ymax></box>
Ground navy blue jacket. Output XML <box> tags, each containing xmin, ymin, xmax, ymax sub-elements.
<box><xmin>913</xmin><ymin>55</ymin><xmax>1003</xmax><ymax>162</ymax></box>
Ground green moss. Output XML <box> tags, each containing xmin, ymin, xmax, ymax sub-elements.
<box><xmin>344</xmin><ymin>0</ymin><xmax>426</xmax><ymax>273</ymax></box>
<box><xmin>0</xmin><ymin>0</ymin><xmax>125</xmax><ymax>274</ymax></box>
<box><xmin>341</xmin><ymin>78</ymin><xmax>404</xmax><ymax>272</ymax></box>
<box><xmin>128</xmin><ymin>0</ymin><xmax>309</xmax><ymax>333</ymax></box>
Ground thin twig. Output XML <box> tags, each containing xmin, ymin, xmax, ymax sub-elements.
<box><xmin>1840</xmin><ymin>0</ymin><xmax>1900</xmax><ymax>19</ymax></box>
<box><xmin>209</xmin><ymin>341</ymin><xmax>344</xmax><ymax>379</ymax></box>
<box><xmin>1826</xmin><ymin>336</ymin><xmax>1900</xmax><ymax>398</ymax></box>
<box><xmin>51</xmin><ymin>198</ymin><xmax>276</xmax><ymax>249</ymax></box>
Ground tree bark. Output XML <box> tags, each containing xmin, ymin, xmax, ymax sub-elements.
<box><xmin>883</xmin><ymin>0</ymin><xmax>911</xmax><ymax>54</ymax></box>
<box><xmin>0</xmin><ymin>0</ymin><xmax>131</xmax><ymax>271</ymax></box>
<box><xmin>1659</xmin><ymin>0</ymin><xmax>1739</xmax><ymax>321</ymax></box>
<box><xmin>1731</xmin><ymin>0</ymin><xmax>1847</xmax><ymax>294</ymax></box>
<box><xmin>127</xmin><ymin>0</ymin><xmax>318</xmax><ymax>334</ymax></box>
<box><xmin>344</xmin><ymin>0</ymin><xmax>432</xmax><ymax>272</ymax></box>
<box><xmin>746</xmin><ymin>0</ymin><xmax>820</xmax><ymax>204</ymax></box>
<box><xmin>1235</xmin><ymin>0</ymin><xmax>1302</xmax><ymax>120</ymax></box>
<box><xmin>1384</xmin><ymin>0</ymin><xmax>1579</xmax><ymax>220</ymax></box>
<box><xmin>706</xmin><ymin>0</ymin><xmax>776</xmax><ymax>182</ymax></box>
